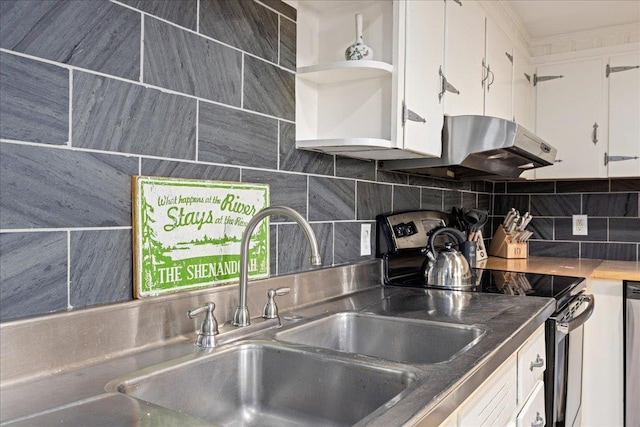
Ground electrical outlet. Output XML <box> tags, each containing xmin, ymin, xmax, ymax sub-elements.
<box><xmin>572</xmin><ymin>215</ymin><xmax>588</xmax><ymax>236</ymax></box>
<box><xmin>360</xmin><ymin>224</ymin><xmax>372</xmax><ymax>256</ymax></box>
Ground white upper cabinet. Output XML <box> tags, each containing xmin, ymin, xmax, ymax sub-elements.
<box><xmin>534</xmin><ymin>58</ymin><xmax>608</xmax><ymax>179</ymax></box>
<box><xmin>484</xmin><ymin>17</ymin><xmax>514</xmax><ymax>121</ymax></box>
<box><xmin>400</xmin><ymin>0</ymin><xmax>444</xmax><ymax>157</ymax></box>
<box><xmin>443</xmin><ymin>0</ymin><xmax>486</xmax><ymax>117</ymax></box>
<box><xmin>512</xmin><ymin>48</ymin><xmax>534</xmax><ymax>130</ymax></box>
<box><xmin>607</xmin><ymin>52</ymin><xmax>640</xmax><ymax>177</ymax></box>
<box><xmin>295</xmin><ymin>0</ymin><xmax>443</xmax><ymax>160</ymax></box>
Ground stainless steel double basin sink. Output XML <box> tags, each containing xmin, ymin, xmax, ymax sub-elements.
<box><xmin>109</xmin><ymin>308</ymin><xmax>486</xmax><ymax>426</ymax></box>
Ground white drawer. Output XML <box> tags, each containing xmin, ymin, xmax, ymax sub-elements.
<box><xmin>458</xmin><ymin>353</ymin><xmax>517</xmax><ymax>427</ymax></box>
<box><xmin>516</xmin><ymin>380</ymin><xmax>545</xmax><ymax>427</ymax></box>
<box><xmin>517</xmin><ymin>325</ymin><xmax>546</xmax><ymax>404</ymax></box>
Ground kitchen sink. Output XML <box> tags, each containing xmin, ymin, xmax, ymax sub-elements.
<box><xmin>111</xmin><ymin>342</ymin><xmax>415</xmax><ymax>427</ymax></box>
<box><xmin>275</xmin><ymin>312</ymin><xmax>486</xmax><ymax>364</ymax></box>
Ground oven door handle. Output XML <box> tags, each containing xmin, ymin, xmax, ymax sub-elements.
<box><xmin>557</xmin><ymin>293</ymin><xmax>595</xmax><ymax>335</ymax></box>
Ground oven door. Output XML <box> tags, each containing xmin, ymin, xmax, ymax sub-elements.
<box><xmin>546</xmin><ymin>292</ymin><xmax>595</xmax><ymax>427</ymax></box>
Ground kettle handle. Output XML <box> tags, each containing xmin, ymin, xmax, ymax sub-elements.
<box><xmin>428</xmin><ymin>227</ymin><xmax>466</xmax><ymax>254</ymax></box>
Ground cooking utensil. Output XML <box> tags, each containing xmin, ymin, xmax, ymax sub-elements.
<box><xmin>422</xmin><ymin>227</ymin><xmax>472</xmax><ymax>289</ymax></box>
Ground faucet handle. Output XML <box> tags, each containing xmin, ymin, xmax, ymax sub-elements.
<box><xmin>188</xmin><ymin>302</ymin><xmax>218</xmax><ymax>348</ymax></box>
<box><xmin>262</xmin><ymin>287</ymin><xmax>291</xmax><ymax>319</ymax></box>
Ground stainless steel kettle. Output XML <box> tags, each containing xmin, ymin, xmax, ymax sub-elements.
<box><xmin>422</xmin><ymin>227</ymin><xmax>473</xmax><ymax>289</ymax></box>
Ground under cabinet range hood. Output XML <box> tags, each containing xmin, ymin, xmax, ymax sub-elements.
<box><xmin>379</xmin><ymin>115</ymin><xmax>557</xmax><ymax>180</ymax></box>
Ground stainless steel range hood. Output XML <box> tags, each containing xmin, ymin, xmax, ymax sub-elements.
<box><xmin>380</xmin><ymin>115</ymin><xmax>557</xmax><ymax>180</ymax></box>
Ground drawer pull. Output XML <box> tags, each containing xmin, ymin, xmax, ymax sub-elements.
<box><xmin>529</xmin><ymin>355</ymin><xmax>544</xmax><ymax>371</ymax></box>
<box><xmin>531</xmin><ymin>411</ymin><xmax>544</xmax><ymax>427</ymax></box>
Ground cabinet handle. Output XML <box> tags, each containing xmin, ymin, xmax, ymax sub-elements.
<box><xmin>529</xmin><ymin>354</ymin><xmax>544</xmax><ymax>371</ymax></box>
<box><xmin>592</xmin><ymin>122</ymin><xmax>598</xmax><ymax>145</ymax></box>
<box><xmin>604</xmin><ymin>152</ymin><xmax>639</xmax><ymax>166</ymax></box>
<box><xmin>531</xmin><ymin>412</ymin><xmax>544</xmax><ymax>427</ymax></box>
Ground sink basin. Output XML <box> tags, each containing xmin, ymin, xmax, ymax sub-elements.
<box><xmin>112</xmin><ymin>342</ymin><xmax>415</xmax><ymax>427</ymax></box>
<box><xmin>275</xmin><ymin>312</ymin><xmax>485</xmax><ymax>364</ymax></box>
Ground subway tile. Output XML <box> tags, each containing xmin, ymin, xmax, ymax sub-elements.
<box><xmin>70</xmin><ymin>230</ymin><xmax>133</xmax><ymax>308</ymax></box>
<box><xmin>0</xmin><ymin>232</ymin><xmax>67</xmax><ymax>321</ymax></box>
<box><xmin>611</xmin><ymin>178</ymin><xmax>640</xmax><ymax>192</ymax></box>
<box><xmin>277</xmin><ymin>223</ymin><xmax>332</xmax><ymax>275</ymax></box>
<box><xmin>583</xmin><ymin>193</ymin><xmax>638</xmax><ymax>217</ymax></box>
<box><xmin>241</xmin><ymin>169</ymin><xmax>307</xmax><ymax>221</ymax></box>
<box><xmin>421</xmin><ymin>188</ymin><xmax>443</xmax><ymax>211</ymax></box>
<box><xmin>141</xmin><ymin>159</ymin><xmax>240</xmax><ymax>182</ymax></box>
<box><xmin>279</xmin><ymin>16</ymin><xmax>296</xmax><ymax>71</ymax></box>
<box><xmin>528</xmin><ymin>241</ymin><xmax>579</xmax><ymax>258</ymax></box>
<box><xmin>279</xmin><ymin>122</ymin><xmax>333</xmax><ymax>175</ymax></box>
<box><xmin>556</xmin><ymin>179</ymin><xmax>609</xmax><ymax>193</ymax></box>
<box><xmin>443</xmin><ymin>191</ymin><xmax>462</xmax><ymax>213</ymax></box>
<box><xmin>377</xmin><ymin>170</ymin><xmax>409</xmax><ymax>185</ymax></box>
<box><xmin>431</xmin><ymin>178</ymin><xmax>469</xmax><ymax>191</ymax></box>
<box><xmin>478</xmin><ymin>194</ymin><xmax>491</xmax><ymax>212</ymax></box>
<box><xmin>119</xmin><ymin>0</ymin><xmax>197</xmax><ymax>30</ymax></box>
<box><xmin>609</xmin><ymin>218</ymin><xmax>640</xmax><ymax>243</ymax></box>
<box><xmin>73</xmin><ymin>72</ymin><xmax>196</xmax><ymax>159</ymax></box>
<box><xmin>0</xmin><ymin>52</ymin><xmax>68</xmax><ymax>144</ymax></box>
<box><xmin>555</xmin><ymin>218</ymin><xmax>607</xmax><ymax>241</ymax></box>
<box><xmin>530</xmin><ymin>194</ymin><xmax>580</xmax><ymax>216</ymax></box>
<box><xmin>357</xmin><ymin>182</ymin><xmax>392</xmax><ymax>220</ymax></box>
<box><xmin>334</xmin><ymin>222</ymin><xmax>376</xmax><ymax>265</ymax></box>
<box><xmin>199</xmin><ymin>102</ymin><xmax>277</xmax><ymax>168</ymax></box>
<box><xmin>0</xmin><ymin>144</ymin><xmax>137</xmax><ymax>228</ymax></box>
<box><xmin>393</xmin><ymin>186</ymin><xmax>421</xmax><ymax>213</ymax></box>
<box><xmin>260</xmin><ymin>0</ymin><xmax>297</xmax><ymax>20</ymax></box>
<box><xmin>144</xmin><ymin>17</ymin><xmax>241</xmax><ymax>105</ymax></box>
<box><xmin>528</xmin><ymin>217</ymin><xmax>554</xmax><ymax>240</ymax></box>
<box><xmin>493</xmin><ymin>194</ymin><xmax>530</xmax><ymax>216</ymax></box>
<box><xmin>581</xmin><ymin>242</ymin><xmax>637</xmax><ymax>262</ymax></box>
<box><xmin>506</xmin><ymin>181</ymin><xmax>554</xmax><ymax>194</ymax></box>
<box><xmin>243</xmin><ymin>56</ymin><xmax>294</xmax><ymax>120</ymax></box>
<box><xmin>336</xmin><ymin>158</ymin><xmax>376</xmax><ymax>180</ymax></box>
<box><xmin>493</xmin><ymin>181</ymin><xmax>507</xmax><ymax>194</ymax></box>
<box><xmin>200</xmin><ymin>0</ymin><xmax>278</xmax><ymax>63</ymax></box>
<box><xmin>0</xmin><ymin>0</ymin><xmax>140</xmax><ymax>79</ymax></box>
<box><xmin>408</xmin><ymin>175</ymin><xmax>437</xmax><ymax>187</ymax></box>
<box><xmin>461</xmin><ymin>193</ymin><xmax>477</xmax><ymax>209</ymax></box>
<box><xmin>308</xmin><ymin>177</ymin><xmax>355</xmax><ymax>221</ymax></box>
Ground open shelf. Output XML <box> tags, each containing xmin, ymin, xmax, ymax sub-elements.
<box><xmin>297</xmin><ymin>61</ymin><xmax>393</xmax><ymax>84</ymax></box>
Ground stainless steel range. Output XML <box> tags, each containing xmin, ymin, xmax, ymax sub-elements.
<box><xmin>377</xmin><ymin>210</ymin><xmax>595</xmax><ymax>427</ymax></box>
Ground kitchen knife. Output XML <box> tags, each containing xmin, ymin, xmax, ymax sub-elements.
<box><xmin>503</xmin><ymin>209</ymin><xmax>518</xmax><ymax>228</ymax></box>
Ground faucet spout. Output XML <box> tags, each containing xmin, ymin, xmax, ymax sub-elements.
<box><xmin>232</xmin><ymin>206</ymin><xmax>322</xmax><ymax>327</ymax></box>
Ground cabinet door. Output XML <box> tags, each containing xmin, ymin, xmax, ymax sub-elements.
<box><xmin>401</xmin><ymin>0</ymin><xmax>444</xmax><ymax>157</ymax></box>
<box><xmin>516</xmin><ymin>381</ymin><xmax>545</xmax><ymax>427</ymax></box>
<box><xmin>534</xmin><ymin>58</ymin><xmax>607</xmax><ymax>179</ymax></box>
<box><xmin>582</xmin><ymin>279</ymin><xmax>624</xmax><ymax>427</ymax></box>
<box><xmin>512</xmin><ymin>49</ymin><xmax>533</xmax><ymax>130</ymax></box>
<box><xmin>607</xmin><ymin>52</ymin><xmax>640</xmax><ymax>177</ymax></box>
<box><xmin>484</xmin><ymin>17</ymin><xmax>513</xmax><ymax>121</ymax></box>
<box><xmin>457</xmin><ymin>353</ymin><xmax>517</xmax><ymax>427</ymax></box>
<box><xmin>443</xmin><ymin>0</ymin><xmax>486</xmax><ymax>117</ymax></box>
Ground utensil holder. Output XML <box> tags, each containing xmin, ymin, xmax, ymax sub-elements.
<box><xmin>488</xmin><ymin>225</ymin><xmax>528</xmax><ymax>259</ymax></box>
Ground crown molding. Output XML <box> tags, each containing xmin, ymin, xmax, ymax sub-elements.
<box><xmin>531</xmin><ymin>41</ymin><xmax>640</xmax><ymax>65</ymax></box>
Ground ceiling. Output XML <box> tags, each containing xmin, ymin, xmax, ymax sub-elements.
<box><xmin>508</xmin><ymin>0</ymin><xmax>640</xmax><ymax>39</ymax></box>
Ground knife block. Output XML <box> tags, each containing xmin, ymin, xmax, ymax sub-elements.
<box><xmin>488</xmin><ymin>226</ymin><xmax>528</xmax><ymax>259</ymax></box>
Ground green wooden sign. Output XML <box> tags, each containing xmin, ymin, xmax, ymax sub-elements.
<box><xmin>132</xmin><ymin>176</ymin><xmax>270</xmax><ymax>297</ymax></box>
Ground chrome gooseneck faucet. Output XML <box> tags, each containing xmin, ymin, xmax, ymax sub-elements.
<box><xmin>232</xmin><ymin>206</ymin><xmax>322</xmax><ymax>327</ymax></box>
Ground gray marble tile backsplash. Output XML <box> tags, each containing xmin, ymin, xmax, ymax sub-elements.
<box><xmin>0</xmin><ymin>0</ymin><xmax>515</xmax><ymax>320</ymax></box>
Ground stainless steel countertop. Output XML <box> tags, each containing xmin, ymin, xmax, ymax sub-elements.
<box><xmin>0</xmin><ymin>261</ymin><xmax>555</xmax><ymax>426</ymax></box>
